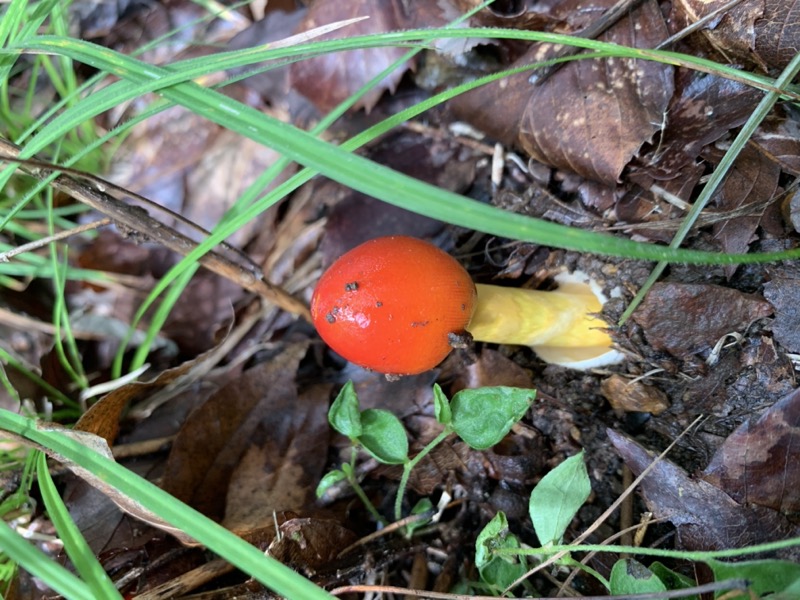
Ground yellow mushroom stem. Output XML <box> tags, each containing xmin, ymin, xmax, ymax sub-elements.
<box><xmin>465</xmin><ymin>272</ymin><xmax>624</xmax><ymax>369</ymax></box>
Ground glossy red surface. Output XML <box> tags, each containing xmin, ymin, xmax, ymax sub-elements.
<box><xmin>311</xmin><ymin>236</ymin><xmax>476</xmax><ymax>375</ymax></box>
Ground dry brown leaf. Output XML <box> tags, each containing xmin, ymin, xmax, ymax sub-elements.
<box><xmin>609</xmin><ymin>429</ymin><xmax>800</xmax><ymax>556</ymax></box>
<box><xmin>711</xmin><ymin>144</ymin><xmax>781</xmax><ymax>276</ymax></box>
<box><xmin>161</xmin><ymin>342</ymin><xmax>330</xmax><ymax>523</ymax></box>
<box><xmin>601</xmin><ymin>374</ymin><xmax>670</xmax><ymax>415</ymax></box>
<box><xmin>267</xmin><ymin>518</ymin><xmax>358</xmax><ymax>575</ymax></box>
<box><xmin>288</xmin><ymin>0</ymin><xmax>413</xmax><ymax>113</ymax></box>
<box><xmin>673</xmin><ymin>0</ymin><xmax>799</xmax><ymax>73</ymax></box>
<box><xmin>632</xmin><ymin>282</ymin><xmax>773</xmax><ymax>357</ymax></box>
<box><xmin>519</xmin><ymin>0</ymin><xmax>673</xmax><ymax>184</ymax></box>
<box><xmin>75</xmin><ymin>350</ymin><xmax>217</xmax><ymax>444</ymax></box>
<box><xmin>703</xmin><ymin>387</ymin><xmax>800</xmax><ymax>515</ymax></box>
<box><xmin>764</xmin><ymin>276</ymin><xmax>800</xmax><ymax>354</ymax></box>
<box><xmin>7</xmin><ymin>425</ymin><xmax>196</xmax><ymax>544</ymax></box>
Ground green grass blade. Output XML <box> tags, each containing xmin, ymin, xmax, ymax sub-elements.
<box><xmin>9</xmin><ymin>35</ymin><xmax>799</xmax><ymax>265</ymax></box>
<box><xmin>36</xmin><ymin>452</ymin><xmax>122</xmax><ymax>599</ymax></box>
<box><xmin>619</xmin><ymin>49</ymin><xmax>800</xmax><ymax>323</ymax></box>
<box><xmin>0</xmin><ymin>518</ymin><xmax>94</xmax><ymax>600</ymax></box>
<box><xmin>0</xmin><ymin>409</ymin><xmax>335</xmax><ymax>600</ymax></box>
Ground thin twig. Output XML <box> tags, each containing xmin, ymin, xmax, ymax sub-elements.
<box><xmin>505</xmin><ymin>415</ymin><xmax>706</xmax><ymax>592</ymax></box>
<box><xmin>0</xmin><ymin>217</ymin><xmax>111</xmax><ymax>262</ymax></box>
<box><xmin>0</xmin><ymin>138</ymin><xmax>310</xmax><ymax>321</ymax></box>
<box><xmin>656</xmin><ymin>0</ymin><xmax>746</xmax><ymax>49</ymax></box>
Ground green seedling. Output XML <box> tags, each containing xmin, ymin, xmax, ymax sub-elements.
<box><xmin>478</xmin><ymin>452</ymin><xmax>800</xmax><ymax>597</ymax></box>
<box><xmin>317</xmin><ymin>382</ymin><xmax>535</xmax><ymax>524</ymax></box>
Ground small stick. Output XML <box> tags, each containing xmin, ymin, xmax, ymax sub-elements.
<box><xmin>0</xmin><ymin>138</ymin><xmax>310</xmax><ymax>321</ymax></box>
<box><xmin>0</xmin><ymin>217</ymin><xmax>111</xmax><ymax>262</ymax></box>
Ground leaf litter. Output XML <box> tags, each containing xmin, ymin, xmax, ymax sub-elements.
<box><xmin>3</xmin><ymin>0</ymin><xmax>800</xmax><ymax>597</ymax></box>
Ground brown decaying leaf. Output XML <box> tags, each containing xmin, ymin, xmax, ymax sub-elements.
<box><xmin>74</xmin><ymin>350</ymin><xmax>217</xmax><ymax>444</ymax></box>
<box><xmin>671</xmin><ymin>0</ymin><xmax>766</xmax><ymax>70</ymax></box>
<box><xmin>753</xmin><ymin>112</ymin><xmax>800</xmax><ymax>176</ymax></box>
<box><xmin>601</xmin><ymin>374</ymin><xmax>670</xmax><ymax>415</ymax></box>
<box><xmin>703</xmin><ymin>387</ymin><xmax>800</xmax><ymax>516</ymax></box>
<box><xmin>673</xmin><ymin>0</ymin><xmax>799</xmax><ymax>73</ymax></box>
<box><xmin>632</xmin><ymin>282</ymin><xmax>773</xmax><ymax>357</ymax></box>
<box><xmin>609</xmin><ymin>429</ymin><xmax>800</xmax><ymax>555</ymax></box>
<box><xmin>754</xmin><ymin>0</ymin><xmax>800</xmax><ymax>71</ymax></box>
<box><xmin>632</xmin><ymin>69</ymin><xmax>762</xmax><ymax>181</ymax></box>
<box><xmin>711</xmin><ymin>144</ymin><xmax>781</xmax><ymax>277</ymax></box>
<box><xmin>288</xmin><ymin>0</ymin><xmax>413</xmax><ymax>113</ymax></box>
<box><xmin>764</xmin><ymin>276</ymin><xmax>800</xmax><ymax>354</ymax></box>
<box><xmin>267</xmin><ymin>518</ymin><xmax>358</xmax><ymax>576</ymax></box>
<box><xmin>519</xmin><ymin>0</ymin><xmax>673</xmax><ymax>184</ymax></box>
<box><xmin>162</xmin><ymin>342</ymin><xmax>330</xmax><ymax>524</ymax></box>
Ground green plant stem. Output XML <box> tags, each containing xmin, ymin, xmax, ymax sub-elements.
<box><xmin>562</xmin><ymin>555</ymin><xmax>610</xmax><ymax>591</ymax></box>
<box><xmin>345</xmin><ymin>448</ymin><xmax>386</xmax><ymax>526</ymax></box>
<box><xmin>498</xmin><ymin>536</ymin><xmax>800</xmax><ymax>562</ymax></box>
<box><xmin>619</xmin><ymin>49</ymin><xmax>800</xmax><ymax>324</ymax></box>
<box><xmin>394</xmin><ymin>429</ymin><xmax>451</xmax><ymax>521</ymax></box>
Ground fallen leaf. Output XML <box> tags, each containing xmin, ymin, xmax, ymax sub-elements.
<box><xmin>519</xmin><ymin>0</ymin><xmax>673</xmax><ymax>184</ymax></box>
<box><xmin>703</xmin><ymin>387</ymin><xmax>800</xmax><ymax>515</ymax></box>
<box><xmin>267</xmin><ymin>518</ymin><xmax>357</xmax><ymax>576</ymax></box>
<box><xmin>632</xmin><ymin>282</ymin><xmax>773</xmax><ymax>357</ymax></box>
<box><xmin>671</xmin><ymin>0</ymin><xmax>766</xmax><ymax>70</ymax></box>
<box><xmin>764</xmin><ymin>276</ymin><xmax>800</xmax><ymax>354</ymax></box>
<box><xmin>288</xmin><ymin>0</ymin><xmax>413</xmax><ymax>113</ymax></box>
<box><xmin>161</xmin><ymin>342</ymin><xmax>329</xmax><ymax>523</ymax></box>
<box><xmin>609</xmin><ymin>429</ymin><xmax>800</xmax><ymax>556</ymax></box>
<box><xmin>601</xmin><ymin>374</ymin><xmax>670</xmax><ymax>415</ymax></box>
<box><xmin>711</xmin><ymin>145</ymin><xmax>781</xmax><ymax>277</ymax></box>
<box><xmin>633</xmin><ymin>69</ymin><xmax>762</xmax><ymax>181</ymax></box>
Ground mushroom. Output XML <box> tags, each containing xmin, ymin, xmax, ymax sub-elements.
<box><xmin>311</xmin><ymin>236</ymin><xmax>623</xmax><ymax>376</ymax></box>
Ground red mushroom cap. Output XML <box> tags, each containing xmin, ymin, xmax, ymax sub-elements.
<box><xmin>311</xmin><ymin>236</ymin><xmax>476</xmax><ymax>375</ymax></box>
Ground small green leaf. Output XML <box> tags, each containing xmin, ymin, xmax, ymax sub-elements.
<box><xmin>529</xmin><ymin>451</ymin><xmax>590</xmax><ymax>546</ymax></box>
<box><xmin>450</xmin><ymin>387</ymin><xmax>534</xmax><ymax>450</ymax></box>
<box><xmin>359</xmin><ymin>409</ymin><xmax>409</xmax><ymax>465</ymax></box>
<box><xmin>328</xmin><ymin>381</ymin><xmax>362</xmax><ymax>438</ymax></box>
<box><xmin>316</xmin><ymin>469</ymin><xmax>346</xmax><ymax>498</ymax></box>
<box><xmin>475</xmin><ymin>512</ymin><xmax>526</xmax><ymax>591</ymax></box>
<box><xmin>650</xmin><ymin>562</ymin><xmax>698</xmax><ymax>600</ymax></box>
<box><xmin>610</xmin><ymin>559</ymin><xmax>667</xmax><ymax>595</ymax></box>
<box><xmin>405</xmin><ymin>498</ymin><xmax>434</xmax><ymax>536</ymax></box>
<box><xmin>706</xmin><ymin>558</ymin><xmax>800</xmax><ymax>597</ymax></box>
<box><xmin>433</xmin><ymin>383</ymin><xmax>451</xmax><ymax>425</ymax></box>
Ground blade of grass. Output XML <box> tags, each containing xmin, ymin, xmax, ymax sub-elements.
<box><xmin>618</xmin><ymin>49</ymin><xmax>800</xmax><ymax>324</ymax></box>
<box><xmin>121</xmin><ymin>0</ymin><xmax>495</xmax><ymax>372</ymax></box>
<box><xmin>9</xmin><ymin>34</ymin><xmax>800</xmax><ymax>265</ymax></box>
<box><xmin>36</xmin><ymin>451</ymin><xmax>122</xmax><ymax>599</ymax></box>
<box><xmin>0</xmin><ymin>520</ymin><xmax>95</xmax><ymax>600</ymax></box>
<box><xmin>0</xmin><ymin>409</ymin><xmax>335</xmax><ymax>600</ymax></box>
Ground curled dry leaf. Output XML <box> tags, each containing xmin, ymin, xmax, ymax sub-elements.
<box><xmin>519</xmin><ymin>0</ymin><xmax>674</xmax><ymax>184</ymax></box>
<box><xmin>703</xmin><ymin>387</ymin><xmax>800</xmax><ymax>515</ymax></box>
<box><xmin>601</xmin><ymin>374</ymin><xmax>670</xmax><ymax>415</ymax></box>
<box><xmin>289</xmin><ymin>0</ymin><xmax>413</xmax><ymax>113</ymax></box>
